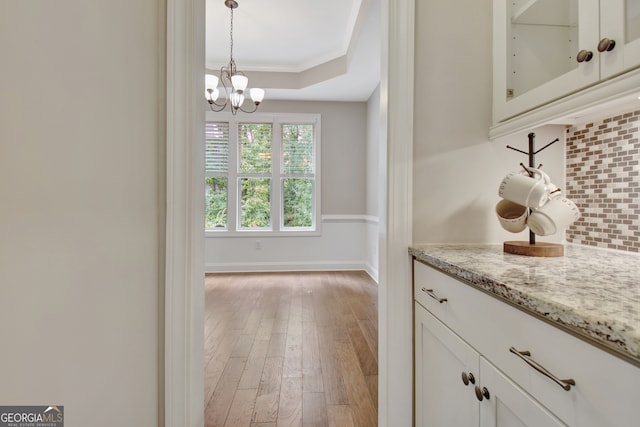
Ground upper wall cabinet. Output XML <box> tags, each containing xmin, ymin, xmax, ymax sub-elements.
<box><xmin>491</xmin><ymin>0</ymin><xmax>640</xmax><ymax>137</ymax></box>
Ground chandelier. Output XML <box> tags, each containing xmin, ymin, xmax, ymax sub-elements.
<box><xmin>206</xmin><ymin>0</ymin><xmax>264</xmax><ymax>115</ymax></box>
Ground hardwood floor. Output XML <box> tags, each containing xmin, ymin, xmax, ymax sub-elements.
<box><xmin>204</xmin><ymin>271</ymin><xmax>378</xmax><ymax>427</ymax></box>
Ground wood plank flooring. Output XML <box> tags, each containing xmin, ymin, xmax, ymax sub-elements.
<box><xmin>204</xmin><ymin>271</ymin><xmax>378</xmax><ymax>427</ymax></box>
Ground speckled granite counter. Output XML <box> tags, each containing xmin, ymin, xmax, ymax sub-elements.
<box><xmin>409</xmin><ymin>244</ymin><xmax>640</xmax><ymax>366</ymax></box>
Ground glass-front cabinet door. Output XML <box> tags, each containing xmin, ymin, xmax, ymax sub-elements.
<box><xmin>600</xmin><ymin>0</ymin><xmax>640</xmax><ymax>76</ymax></box>
<box><xmin>493</xmin><ymin>0</ymin><xmax>600</xmax><ymax>122</ymax></box>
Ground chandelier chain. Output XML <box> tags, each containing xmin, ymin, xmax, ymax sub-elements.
<box><xmin>229</xmin><ymin>6</ymin><xmax>234</xmax><ymax>64</ymax></box>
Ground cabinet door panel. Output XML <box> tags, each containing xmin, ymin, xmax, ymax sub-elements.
<box><xmin>415</xmin><ymin>303</ymin><xmax>479</xmax><ymax>427</ymax></box>
<box><xmin>601</xmin><ymin>0</ymin><xmax>640</xmax><ymax>76</ymax></box>
<box><xmin>493</xmin><ymin>0</ymin><xmax>600</xmax><ymax>122</ymax></box>
<box><xmin>479</xmin><ymin>357</ymin><xmax>566</xmax><ymax>427</ymax></box>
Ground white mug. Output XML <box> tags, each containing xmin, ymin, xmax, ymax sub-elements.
<box><xmin>495</xmin><ymin>199</ymin><xmax>528</xmax><ymax>233</ymax></box>
<box><xmin>528</xmin><ymin>195</ymin><xmax>581</xmax><ymax>236</ymax></box>
<box><xmin>498</xmin><ymin>168</ymin><xmax>551</xmax><ymax>209</ymax></box>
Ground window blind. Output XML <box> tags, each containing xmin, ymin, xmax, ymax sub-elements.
<box><xmin>239</xmin><ymin>123</ymin><xmax>272</xmax><ymax>173</ymax></box>
<box><xmin>205</xmin><ymin>122</ymin><xmax>229</xmax><ymax>174</ymax></box>
<box><xmin>282</xmin><ymin>124</ymin><xmax>314</xmax><ymax>175</ymax></box>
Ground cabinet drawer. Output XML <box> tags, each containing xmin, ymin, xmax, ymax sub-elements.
<box><xmin>413</xmin><ymin>259</ymin><xmax>640</xmax><ymax>427</ymax></box>
<box><xmin>473</xmin><ymin>293</ymin><xmax>639</xmax><ymax>427</ymax></box>
<box><xmin>413</xmin><ymin>259</ymin><xmax>479</xmax><ymax>336</ymax></box>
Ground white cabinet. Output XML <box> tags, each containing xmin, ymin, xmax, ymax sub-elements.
<box><xmin>600</xmin><ymin>0</ymin><xmax>640</xmax><ymax>77</ymax></box>
<box><xmin>415</xmin><ymin>303</ymin><xmax>564</xmax><ymax>427</ymax></box>
<box><xmin>415</xmin><ymin>303</ymin><xmax>479</xmax><ymax>426</ymax></box>
<box><xmin>478</xmin><ymin>357</ymin><xmax>565</xmax><ymax>427</ymax></box>
<box><xmin>493</xmin><ymin>0</ymin><xmax>640</xmax><ymax>125</ymax></box>
<box><xmin>413</xmin><ymin>259</ymin><xmax>640</xmax><ymax>427</ymax></box>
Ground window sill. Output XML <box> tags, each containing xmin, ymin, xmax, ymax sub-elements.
<box><xmin>205</xmin><ymin>229</ymin><xmax>322</xmax><ymax>238</ymax></box>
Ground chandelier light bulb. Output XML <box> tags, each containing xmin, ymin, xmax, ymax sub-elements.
<box><xmin>205</xmin><ymin>74</ymin><xmax>219</xmax><ymax>91</ymax></box>
<box><xmin>230</xmin><ymin>92</ymin><xmax>245</xmax><ymax>108</ymax></box>
<box><xmin>250</xmin><ymin>88</ymin><xmax>265</xmax><ymax>104</ymax></box>
<box><xmin>231</xmin><ymin>74</ymin><xmax>249</xmax><ymax>93</ymax></box>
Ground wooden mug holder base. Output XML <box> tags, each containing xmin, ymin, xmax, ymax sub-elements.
<box><xmin>503</xmin><ymin>241</ymin><xmax>564</xmax><ymax>257</ymax></box>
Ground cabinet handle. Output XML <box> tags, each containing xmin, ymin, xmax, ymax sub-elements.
<box><xmin>576</xmin><ymin>50</ymin><xmax>593</xmax><ymax>63</ymax></box>
<box><xmin>421</xmin><ymin>287</ymin><xmax>447</xmax><ymax>303</ymax></box>
<box><xmin>597</xmin><ymin>38</ymin><xmax>616</xmax><ymax>53</ymax></box>
<box><xmin>509</xmin><ymin>347</ymin><xmax>576</xmax><ymax>391</ymax></box>
<box><xmin>461</xmin><ymin>371</ymin><xmax>475</xmax><ymax>386</ymax></box>
<box><xmin>475</xmin><ymin>386</ymin><xmax>490</xmax><ymax>401</ymax></box>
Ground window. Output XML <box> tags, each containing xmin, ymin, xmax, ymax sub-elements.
<box><xmin>205</xmin><ymin>113</ymin><xmax>321</xmax><ymax>235</ymax></box>
<box><xmin>205</xmin><ymin>122</ymin><xmax>229</xmax><ymax>229</ymax></box>
<box><xmin>281</xmin><ymin>123</ymin><xmax>315</xmax><ymax>229</ymax></box>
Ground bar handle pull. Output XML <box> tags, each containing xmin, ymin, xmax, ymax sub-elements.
<box><xmin>421</xmin><ymin>287</ymin><xmax>447</xmax><ymax>303</ymax></box>
<box><xmin>509</xmin><ymin>347</ymin><xmax>576</xmax><ymax>391</ymax></box>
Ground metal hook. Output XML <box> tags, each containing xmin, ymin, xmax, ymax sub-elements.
<box><xmin>520</xmin><ymin>163</ymin><xmax>533</xmax><ymax>177</ymax></box>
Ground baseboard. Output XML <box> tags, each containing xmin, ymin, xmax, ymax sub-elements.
<box><xmin>364</xmin><ymin>263</ymin><xmax>379</xmax><ymax>284</ymax></box>
<box><xmin>205</xmin><ymin>260</ymin><xmax>371</xmax><ymax>274</ymax></box>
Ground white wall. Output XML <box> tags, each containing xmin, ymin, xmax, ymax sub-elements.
<box><xmin>367</xmin><ymin>86</ymin><xmax>382</xmax><ymax>217</ymax></box>
<box><xmin>412</xmin><ymin>0</ymin><xmax>566</xmax><ymax>245</ymax></box>
<box><xmin>366</xmin><ymin>85</ymin><xmax>381</xmax><ymax>279</ymax></box>
<box><xmin>206</xmin><ymin>216</ymin><xmax>372</xmax><ymax>273</ymax></box>
<box><xmin>0</xmin><ymin>1</ymin><xmax>163</xmax><ymax>425</ymax></box>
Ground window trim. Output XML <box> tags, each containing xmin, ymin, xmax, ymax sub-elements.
<box><xmin>205</xmin><ymin>111</ymin><xmax>321</xmax><ymax>237</ymax></box>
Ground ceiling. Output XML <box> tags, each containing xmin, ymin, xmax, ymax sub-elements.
<box><xmin>205</xmin><ymin>0</ymin><xmax>381</xmax><ymax>102</ymax></box>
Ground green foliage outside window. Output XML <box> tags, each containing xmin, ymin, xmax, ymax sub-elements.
<box><xmin>241</xmin><ymin>178</ymin><xmax>271</xmax><ymax>228</ymax></box>
<box><xmin>239</xmin><ymin>124</ymin><xmax>272</xmax><ymax>228</ymax></box>
<box><xmin>283</xmin><ymin>178</ymin><xmax>313</xmax><ymax>227</ymax></box>
<box><xmin>205</xmin><ymin>177</ymin><xmax>228</xmax><ymax>228</ymax></box>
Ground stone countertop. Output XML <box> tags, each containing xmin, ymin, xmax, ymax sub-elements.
<box><xmin>409</xmin><ymin>244</ymin><xmax>640</xmax><ymax>366</ymax></box>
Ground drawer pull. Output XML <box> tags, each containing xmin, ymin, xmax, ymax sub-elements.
<box><xmin>421</xmin><ymin>287</ymin><xmax>447</xmax><ymax>303</ymax></box>
<box><xmin>509</xmin><ymin>347</ymin><xmax>576</xmax><ymax>391</ymax></box>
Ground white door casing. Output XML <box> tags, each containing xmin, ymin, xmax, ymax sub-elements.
<box><xmin>164</xmin><ymin>0</ymin><xmax>415</xmax><ymax>425</ymax></box>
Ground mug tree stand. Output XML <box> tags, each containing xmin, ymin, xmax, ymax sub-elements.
<box><xmin>503</xmin><ymin>133</ymin><xmax>564</xmax><ymax>257</ymax></box>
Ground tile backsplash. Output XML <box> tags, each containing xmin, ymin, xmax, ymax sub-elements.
<box><xmin>565</xmin><ymin>109</ymin><xmax>639</xmax><ymax>252</ymax></box>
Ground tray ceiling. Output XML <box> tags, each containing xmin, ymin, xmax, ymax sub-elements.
<box><xmin>205</xmin><ymin>0</ymin><xmax>380</xmax><ymax>102</ymax></box>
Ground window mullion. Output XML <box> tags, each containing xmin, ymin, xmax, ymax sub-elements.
<box><xmin>272</xmin><ymin>120</ymin><xmax>282</xmax><ymax>232</ymax></box>
<box><xmin>228</xmin><ymin>121</ymin><xmax>238</xmax><ymax>231</ymax></box>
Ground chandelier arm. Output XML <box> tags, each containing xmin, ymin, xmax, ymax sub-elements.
<box><xmin>208</xmin><ymin>97</ymin><xmax>227</xmax><ymax>108</ymax></box>
<box><xmin>206</xmin><ymin>88</ymin><xmax>227</xmax><ymax>111</ymax></box>
<box><xmin>236</xmin><ymin>102</ymin><xmax>260</xmax><ymax>114</ymax></box>
<box><xmin>208</xmin><ymin>101</ymin><xmax>227</xmax><ymax>112</ymax></box>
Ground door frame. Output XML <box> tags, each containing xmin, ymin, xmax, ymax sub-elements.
<box><xmin>164</xmin><ymin>0</ymin><xmax>414</xmax><ymax>425</ymax></box>
<box><xmin>164</xmin><ymin>0</ymin><xmax>206</xmax><ymax>425</ymax></box>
